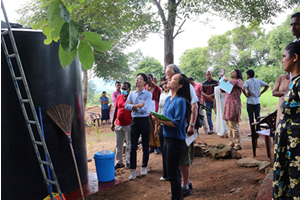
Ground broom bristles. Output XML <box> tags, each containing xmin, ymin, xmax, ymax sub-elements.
<box><xmin>47</xmin><ymin>104</ymin><xmax>75</xmax><ymax>134</ymax></box>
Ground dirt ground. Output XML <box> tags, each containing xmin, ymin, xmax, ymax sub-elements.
<box><xmin>84</xmin><ymin>106</ymin><xmax>273</xmax><ymax>200</ymax></box>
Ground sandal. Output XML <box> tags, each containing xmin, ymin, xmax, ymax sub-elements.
<box><xmin>234</xmin><ymin>146</ymin><xmax>242</xmax><ymax>150</ymax></box>
<box><xmin>228</xmin><ymin>143</ymin><xmax>234</xmax><ymax>147</ymax></box>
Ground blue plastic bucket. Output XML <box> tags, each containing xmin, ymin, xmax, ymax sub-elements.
<box><xmin>94</xmin><ymin>151</ymin><xmax>115</xmax><ymax>182</ymax></box>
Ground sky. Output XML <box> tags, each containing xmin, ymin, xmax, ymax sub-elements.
<box><xmin>1</xmin><ymin>0</ymin><xmax>294</xmax><ymax>92</ymax></box>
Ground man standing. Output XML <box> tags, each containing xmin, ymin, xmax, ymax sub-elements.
<box><xmin>291</xmin><ymin>12</ymin><xmax>300</xmax><ymax>42</ymax></box>
<box><xmin>111</xmin><ymin>82</ymin><xmax>132</xmax><ymax>170</ymax></box>
<box><xmin>125</xmin><ymin>73</ymin><xmax>152</xmax><ymax>180</ymax></box>
<box><xmin>165</xmin><ymin>64</ymin><xmax>198</xmax><ymax>197</ymax></box>
<box><xmin>111</xmin><ymin>81</ymin><xmax>121</xmax><ymax>106</ymax></box>
<box><xmin>188</xmin><ymin>76</ymin><xmax>209</xmax><ymax>135</ymax></box>
<box><xmin>145</xmin><ymin>73</ymin><xmax>162</xmax><ymax>154</ymax></box>
<box><xmin>201</xmin><ymin>71</ymin><xmax>219</xmax><ymax>134</ymax></box>
<box><xmin>242</xmin><ymin>69</ymin><xmax>269</xmax><ymax>128</ymax></box>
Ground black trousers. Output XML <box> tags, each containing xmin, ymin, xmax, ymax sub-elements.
<box><xmin>130</xmin><ymin>117</ymin><xmax>151</xmax><ymax>169</ymax></box>
<box><xmin>164</xmin><ymin>137</ymin><xmax>186</xmax><ymax>200</ymax></box>
<box><xmin>159</xmin><ymin>125</ymin><xmax>167</xmax><ymax>178</ymax></box>
<box><xmin>247</xmin><ymin>104</ymin><xmax>261</xmax><ymax>127</ymax></box>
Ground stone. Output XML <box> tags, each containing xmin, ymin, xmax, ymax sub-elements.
<box><xmin>194</xmin><ymin>144</ymin><xmax>204</xmax><ymax>157</ymax></box>
<box><xmin>257</xmin><ymin>169</ymin><xmax>273</xmax><ymax>200</ymax></box>
<box><xmin>258</xmin><ymin>161</ymin><xmax>271</xmax><ymax>172</ymax></box>
<box><xmin>209</xmin><ymin>143</ymin><xmax>232</xmax><ymax>159</ymax></box>
<box><xmin>231</xmin><ymin>150</ymin><xmax>243</xmax><ymax>159</ymax></box>
<box><xmin>236</xmin><ymin>157</ymin><xmax>261</xmax><ymax>167</ymax></box>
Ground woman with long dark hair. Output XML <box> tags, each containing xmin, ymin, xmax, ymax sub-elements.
<box><xmin>152</xmin><ymin>73</ymin><xmax>191</xmax><ymax>200</ymax></box>
<box><xmin>223</xmin><ymin>69</ymin><xmax>244</xmax><ymax>150</ymax></box>
<box><xmin>273</xmin><ymin>42</ymin><xmax>300</xmax><ymax>199</ymax></box>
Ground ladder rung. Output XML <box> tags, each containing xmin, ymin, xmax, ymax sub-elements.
<box><xmin>14</xmin><ymin>77</ymin><xmax>22</xmax><ymax>81</ymax></box>
<box><xmin>7</xmin><ymin>54</ymin><xmax>16</xmax><ymax>59</ymax></box>
<box><xmin>33</xmin><ymin>141</ymin><xmax>43</xmax><ymax>145</ymax></box>
<box><xmin>27</xmin><ymin>120</ymin><xmax>36</xmax><ymax>124</ymax></box>
<box><xmin>40</xmin><ymin>160</ymin><xmax>50</xmax><ymax>165</ymax></box>
<box><xmin>21</xmin><ymin>99</ymin><xmax>29</xmax><ymax>103</ymax></box>
<box><xmin>1</xmin><ymin>30</ymin><xmax>9</xmax><ymax>35</ymax></box>
<box><xmin>45</xmin><ymin>179</ymin><xmax>57</xmax><ymax>185</ymax></box>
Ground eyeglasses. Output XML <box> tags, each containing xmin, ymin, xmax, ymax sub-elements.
<box><xmin>136</xmin><ymin>77</ymin><xmax>143</xmax><ymax>81</ymax></box>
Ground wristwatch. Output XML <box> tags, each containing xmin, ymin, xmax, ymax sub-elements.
<box><xmin>189</xmin><ymin>123</ymin><xmax>195</xmax><ymax>127</ymax></box>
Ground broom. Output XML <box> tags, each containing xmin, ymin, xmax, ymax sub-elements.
<box><xmin>47</xmin><ymin>104</ymin><xmax>85</xmax><ymax>200</ymax></box>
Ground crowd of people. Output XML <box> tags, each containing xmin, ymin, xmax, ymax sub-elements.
<box><xmin>99</xmin><ymin>12</ymin><xmax>300</xmax><ymax>200</ymax></box>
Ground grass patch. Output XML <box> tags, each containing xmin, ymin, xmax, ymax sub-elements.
<box><xmin>104</xmin><ymin>133</ymin><xmax>115</xmax><ymax>136</ymax></box>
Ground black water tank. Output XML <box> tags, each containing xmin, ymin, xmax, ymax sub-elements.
<box><xmin>1</xmin><ymin>29</ymin><xmax>87</xmax><ymax>200</ymax></box>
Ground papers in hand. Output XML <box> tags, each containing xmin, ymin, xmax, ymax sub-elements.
<box><xmin>150</xmin><ymin>111</ymin><xmax>171</xmax><ymax>121</ymax></box>
<box><xmin>185</xmin><ymin>130</ymin><xmax>198</xmax><ymax>146</ymax></box>
<box><xmin>219</xmin><ymin>77</ymin><xmax>233</xmax><ymax>94</ymax></box>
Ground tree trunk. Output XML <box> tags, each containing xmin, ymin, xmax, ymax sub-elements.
<box><xmin>82</xmin><ymin>69</ymin><xmax>88</xmax><ymax>110</ymax></box>
<box><xmin>164</xmin><ymin>27</ymin><xmax>174</xmax><ymax>69</ymax></box>
<box><xmin>163</xmin><ymin>0</ymin><xmax>177</xmax><ymax>70</ymax></box>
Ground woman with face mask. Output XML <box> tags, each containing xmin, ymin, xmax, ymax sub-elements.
<box><xmin>273</xmin><ymin>42</ymin><xmax>300</xmax><ymax>200</ymax></box>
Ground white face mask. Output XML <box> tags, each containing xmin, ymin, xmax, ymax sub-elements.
<box><xmin>121</xmin><ymin>90</ymin><xmax>128</xmax><ymax>96</ymax></box>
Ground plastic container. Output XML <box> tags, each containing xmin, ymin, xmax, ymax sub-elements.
<box><xmin>94</xmin><ymin>151</ymin><xmax>115</xmax><ymax>182</ymax></box>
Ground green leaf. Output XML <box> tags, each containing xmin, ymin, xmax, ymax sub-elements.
<box><xmin>82</xmin><ymin>32</ymin><xmax>111</xmax><ymax>52</ymax></box>
<box><xmin>65</xmin><ymin>4</ymin><xmax>72</xmax><ymax>14</ymax></box>
<box><xmin>47</xmin><ymin>0</ymin><xmax>60</xmax><ymax>20</ymax></box>
<box><xmin>42</xmin><ymin>25</ymin><xmax>53</xmax><ymax>45</ymax></box>
<box><xmin>49</xmin><ymin>6</ymin><xmax>65</xmax><ymax>39</ymax></box>
<box><xmin>32</xmin><ymin>20</ymin><xmax>47</xmax><ymax>30</ymax></box>
<box><xmin>79</xmin><ymin>0</ymin><xmax>85</xmax><ymax>3</ymax></box>
<box><xmin>60</xmin><ymin>20</ymin><xmax>79</xmax><ymax>52</ymax></box>
<box><xmin>78</xmin><ymin>39</ymin><xmax>94</xmax><ymax>70</ymax></box>
<box><xmin>59</xmin><ymin>4</ymin><xmax>70</xmax><ymax>22</ymax></box>
<box><xmin>59</xmin><ymin>45</ymin><xmax>77</xmax><ymax>68</ymax></box>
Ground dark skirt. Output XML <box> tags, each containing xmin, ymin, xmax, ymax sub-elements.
<box><xmin>101</xmin><ymin>109</ymin><xmax>109</xmax><ymax>120</ymax></box>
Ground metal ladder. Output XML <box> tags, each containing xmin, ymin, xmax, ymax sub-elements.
<box><xmin>1</xmin><ymin>1</ymin><xmax>63</xmax><ymax>199</ymax></box>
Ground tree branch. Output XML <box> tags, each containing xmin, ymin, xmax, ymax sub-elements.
<box><xmin>173</xmin><ymin>19</ymin><xmax>186</xmax><ymax>39</ymax></box>
<box><xmin>176</xmin><ymin>0</ymin><xmax>183</xmax><ymax>7</ymax></box>
<box><xmin>153</xmin><ymin>0</ymin><xmax>167</xmax><ymax>25</ymax></box>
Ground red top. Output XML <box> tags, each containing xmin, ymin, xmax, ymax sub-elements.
<box><xmin>223</xmin><ymin>79</ymin><xmax>243</xmax><ymax>122</ymax></box>
<box><xmin>193</xmin><ymin>82</ymin><xmax>203</xmax><ymax>104</ymax></box>
<box><xmin>115</xmin><ymin>95</ymin><xmax>132</xmax><ymax>126</ymax></box>
<box><xmin>144</xmin><ymin>83</ymin><xmax>161</xmax><ymax>112</ymax></box>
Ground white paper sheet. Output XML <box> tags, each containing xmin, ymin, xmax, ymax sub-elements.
<box><xmin>185</xmin><ymin>131</ymin><xmax>198</xmax><ymax>146</ymax></box>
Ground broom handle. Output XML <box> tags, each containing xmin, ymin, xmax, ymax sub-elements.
<box><xmin>68</xmin><ymin>137</ymin><xmax>85</xmax><ymax>200</ymax></box>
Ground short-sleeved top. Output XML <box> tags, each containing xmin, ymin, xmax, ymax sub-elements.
<box><xmin>223</xmin><ymin>79</ymin><xmax>243</xmax><ymax>122</ymax></box>
<box><xmin>158</xmin><ymin>92</ymin><xmax>170</xmax><ymax>115</ymax></box>
<box><xmin>163</xmin><ymin>96</ymin><xmax>186</xmax><ymax>140</ymax></box>
<box><xmin>193</xmin><ymin>82</ymin><xmax>203</xmax><ymax>104</ymax></box>
<box><xmin>99</xmin><ymin>96</ymin><xmax>109</xmax><ymax>110</ymax></box>
<box><xmin>145</xmin><ymin>84</ymin><xmax>161</xmax><ymax>112</ymax></box>
<box><xmin>189</xmin><ymin>84</ymin><xmax>198</xmax><ymax>105</ymax></box>
<box><xmin>115</xmin><ymin>95</ymin><xmax>132</xmax><ymax>126</ymax></box>
<box><xmin>243</xmin><ymin>78</ymin><xmax>267</xmax><ymax>105</ymax></box>
<box><xmin>111</xmin><ymin>90</ymin><xmax>121</xmax><ymax>106</ymax></box>
<box><xmin>202</xmin><ymin>79</ymin><xmax>219</xmax><ymax>102</ymax></box>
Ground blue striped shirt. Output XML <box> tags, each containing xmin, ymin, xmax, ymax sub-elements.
<box><xmin>125</xmin><ymin>89</ymin><xmax>152</xmax><ymax>118</ymax></box>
